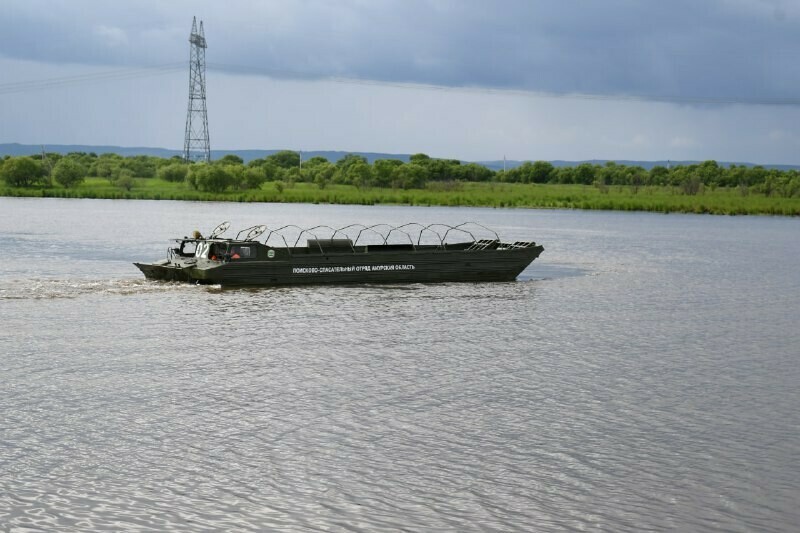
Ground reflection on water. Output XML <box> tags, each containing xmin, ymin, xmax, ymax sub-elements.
<box><xmin>1</xmin><ymin>198</ymin><xmax>799</xmax><ymax>531</ymax></box>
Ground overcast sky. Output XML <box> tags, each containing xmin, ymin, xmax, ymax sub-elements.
<box><xmin>2</xmin><ymin>0</ymin><xmax>800</xmax><ymax>164</ymax></box>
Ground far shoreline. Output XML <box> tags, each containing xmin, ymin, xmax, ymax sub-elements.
<box><xmin>2</xmin><ymin>180</ymin><xmax>798</xmax><ymax>217</ymax></box>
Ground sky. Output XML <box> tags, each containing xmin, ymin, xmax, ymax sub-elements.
<box><xmin>1</xmin><ymin>0</ymin><xmax>800</xmax><ymax>164</ymax></box>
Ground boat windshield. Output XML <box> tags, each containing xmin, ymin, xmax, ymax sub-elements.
<box><xmin>179</xmin><ymin>241</ymin><xmax>197</xmax><ymax>256</ymax></box>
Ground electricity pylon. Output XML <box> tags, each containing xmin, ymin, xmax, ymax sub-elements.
<box><xmin>183</xmin><ymin>16</ymin><xmax>210</xmax><ymax>162</ymax></box>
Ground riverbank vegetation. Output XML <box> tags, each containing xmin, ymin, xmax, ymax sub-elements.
<box><xmin>2</xmin><ymin>150</ymin><xmax>799</xmax><ymax>215</ymax></box>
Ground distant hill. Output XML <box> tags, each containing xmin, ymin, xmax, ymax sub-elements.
<box><xmin>0</xmin><ymin>143</ymin><xmax>409</xmax><ymax>165</ymax></box>
<box><xmin>1</xmin><ymin>143</ymin><xmax>182</xmax><ymax>159</ymax></box>
<box><xmin>478</xmin><ymin>159</ymin><xmax>800</xmax><ymax>172</ymax></box>
<box><xmin>2</xmin><ymin>143</ymin><xmax>798</xmax><ymax>171</ymax></box>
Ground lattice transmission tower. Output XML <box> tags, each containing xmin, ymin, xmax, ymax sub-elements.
<box><xmin>183</xmin><ymin>16</ymin><xmax>210</xmax><ymax>162</ymax></box>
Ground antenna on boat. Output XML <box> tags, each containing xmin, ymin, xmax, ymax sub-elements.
<box><xmin>209</xmin><ymin>221</ymin><xmax>230</xmax><ymax>239</ymax></box>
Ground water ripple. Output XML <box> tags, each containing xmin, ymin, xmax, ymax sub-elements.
<box><xmin>2</xmin><ymin>200</ymin><xmax>800</xmax><ymax>531</ymax></box>
<box><xmin>0</xmin><ymin>277</ymin><xmax>210</xmax><ymax>300</ymax></box>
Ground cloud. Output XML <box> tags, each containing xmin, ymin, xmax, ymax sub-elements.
<box><xmin>4</xmin><ymin>54</ymin><xmax>800</xmax><ymax>165</ymax></box>
<box><xmin>2</xmin><ymin>1</ymin><xmax>800</xmax><ymax>165</ymax></box>
<box><xmin>1</xmin><ymin>0</ymin><xmax>799</xmax><ymax>101</ymax></box>
<box><xmin>670</xmin><ymin>137</ymin><xmax>699</xmax><ymax>149</ymax></box>
<box><xmin>93</xmin><ymin>25</ymin><xmax>128</xmax><ymax>48</ymax></box>
<box><xmin>768</xmin><ymin>129</ymin><xmax>800</xmax><ymax>146</ymax></box>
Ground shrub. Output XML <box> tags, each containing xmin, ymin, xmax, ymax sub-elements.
<box><xmin>190</xmin><ymin>164</ymin><xmax>233</xmax><ymax>192</ymax></box>
<box><xmin>52</xmin><ymin>159</ymin><xmax>85</xmax><ymax>188</ymax></box>
<box><xmin>680</xmin><ymin>176</ymin><xmax>702</xmax><ymax>195</ymax></box>
<box><xmin>1</xmin><ymin>157</ymin><xmax>43</xmax><ymax>187</ymax></box>
<box><xmin>120</xmin><ymin>155</ymin><xmax>157</xmax><ymax>178</ymax></box>
<box><xmin>157</xmin><ymin>163</ymin><xmax>188</xmax><ymax>182</ymax></box>
<box><xmin>244</xmin><ymin>166</ymin><xmax>266</xmax><ymax>189</ymax></box>
<box><xmin>94</xmin><ymin>160</ymin><xmax>121</xmax><ymax>183</ymax></box>
<box><xmin>217</xmin><ymin>154</ymin><xmax>244</xmax><ymax>165</ymax></box>
<box><xmin>225</xmin><ymin>164</ymin><xmax>245</xmax><ymax>190</ymax></box>
<box><xmin>392</xmin><ymin>163</ymin><xmax>428</xmax><ymax>189</ymax></box>
<box><xmin>116</xmin><ymin>175</ymin><xmax>135</xmax><ymax>191</ymax></box>
<box><xmin>267</xmin><ymin>150</ymin><xmax>300</xmax><ymax>169</ymax></box>
<box><xmin>186</xmin><ymin>165</ymin><xmax>201</xmax><ymax>190</ymax></box>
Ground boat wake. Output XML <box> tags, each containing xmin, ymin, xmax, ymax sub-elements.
<box><xmin>0</xmin><ymin>277</ymin><xmax>206</xmax><ymax>300</ymax></box>
<box><xmin>520</xmin><ymin>263</ymin><xmax>590</xmax><ymax>281</ymax></box>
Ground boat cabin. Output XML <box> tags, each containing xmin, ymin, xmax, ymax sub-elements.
<box><xmin>192</xmin><ymin>240</ymin><xmax>258</xmax><ymax>261</ymax></box>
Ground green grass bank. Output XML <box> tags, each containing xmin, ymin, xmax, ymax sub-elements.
<box><xmin>3</xmin><ymin>178</ymin><xmax>799</xmax><ymax>216</ymax></box>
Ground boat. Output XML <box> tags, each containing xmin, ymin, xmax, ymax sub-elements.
<box><xmin>134</xmin><ymin>221</ymin><xmax>544</xmax><ymax>286</ymax></box>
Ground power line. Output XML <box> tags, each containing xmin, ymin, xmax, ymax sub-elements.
<box><xmin>2</xmin><ymin>59</ymin><xmax>798</xmax><ymax>107</ymax></box>
<box><xmin>0</xmin><ymin>62</ymin><xmax>185</xmax><ymax>95</ymax></box>
<box><xmin>205</xmin><ymin>61</ymin><xmax>800</xmax><ymax>107</ymax></box>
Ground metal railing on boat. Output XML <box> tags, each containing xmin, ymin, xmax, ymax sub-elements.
<box><xmin>206</xmin><ymin>221</ymin><xmax>514</xmax><ymax>256</ymax></box>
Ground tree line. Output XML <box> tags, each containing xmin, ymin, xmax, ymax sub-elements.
<box><xmin>2</xmin><ymin>150</ymin><xmax>799</xmax><ymax>198</ymax></box>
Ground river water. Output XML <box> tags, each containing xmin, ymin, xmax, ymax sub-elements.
<box><xmin>1</xmin><ymin>197</ymin><xmax>798</xmax><ymax>531</ymax></box>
